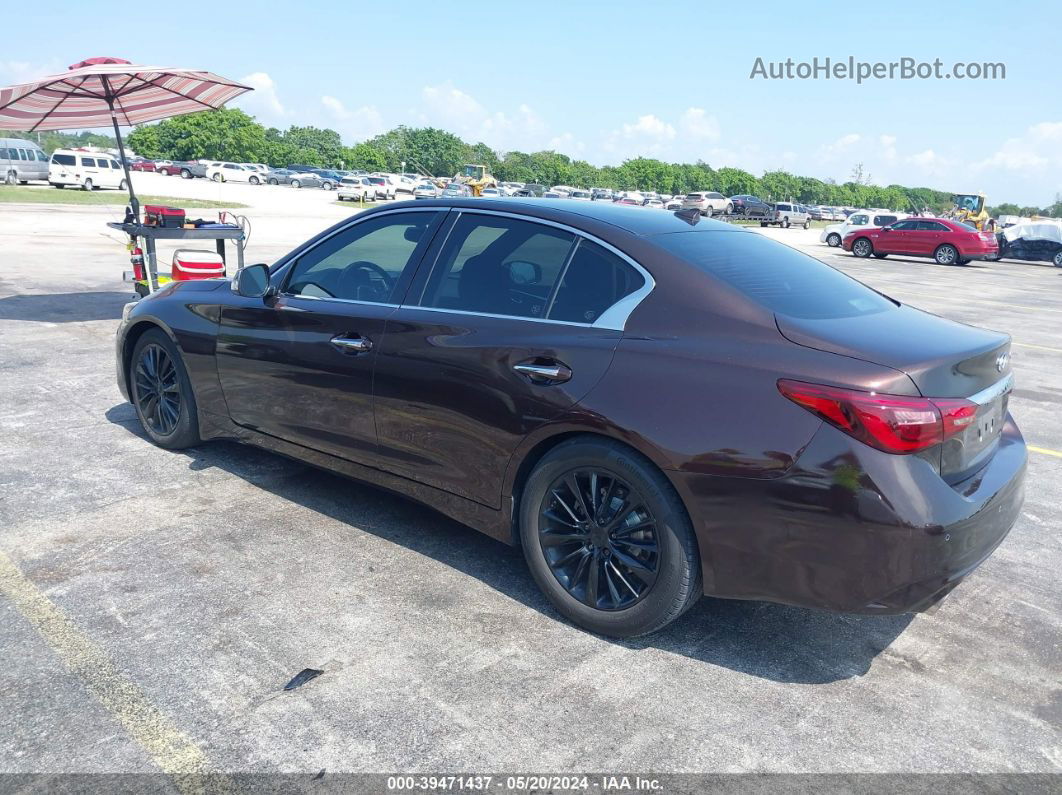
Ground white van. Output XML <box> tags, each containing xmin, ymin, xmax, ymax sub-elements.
<box><xmin>49</xmin><ymin>149</ymin><xmax>128</xmax><ymax>190</ymax></box>
<box><xmin>820</xmin><ymin>209</ymin><xmax>905</xmax><ymax>247</ymax></box>
<box><xmin>1</xmin><ymin>137</ymin><xmax>50</xmax><ymax>184</ymax></box>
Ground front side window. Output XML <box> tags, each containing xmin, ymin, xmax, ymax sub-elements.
<box><xmin>890</xmin><ymin>220</ymin><xmax>918</xmax><ymax>231</ymax></box>
<box><xmin>285</xmin><ymin>212</ymin><xmax>440</xmax><ymax>304</ymax></box>
<box><xmin>36</xmin><ymin>150</ymin><xmax>48</xmax><ymax>161</ymax></box>
<box><xmin>918</xmin><ymin>221</ymin><xmax>948</xmax><ymax>231</ymax></box>
<box><xmin>419</xmin><ymin>215</ymin><xmax>575</xmax><ymax>319</ymax></box>
<box><xmin>848</xmin><ymin>214</ymin><xmax>869</xmax><ymax>226</ymax></box>
<box><xmin>873</xmin><ymin>215</ymin><xmax>898</xmax><ymax>226</ymax></box>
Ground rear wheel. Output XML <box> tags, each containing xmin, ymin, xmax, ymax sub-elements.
<box><xmin>119</xmin><ymin>179</ymin><xmax>128</xmax><ymax>191</ymax></box>
<box><xmin>1053</xmin><ymin>250</ymin><xmax>1062</xmax><ymax>268</ymax></box>
<box><xmin>291</xmin><ymin>179</ymin><xmax>301</xmax><ymax>188</ymax></box>
<box><xmin>520</xmin><ymin>437</ymin><xmax>701</xmax><ymax>638</ymax></box>
<box><xmin>212</xmin><ymin>173</ymin><xmax>223</xmax><ymax>183</ymax></box>
<box><xmin>158</xmin><ymin>168</ymin><xmax>169</xmax><ymax>176</ymax></box>
<box><xmin>129</xmin><ymin>329</ymin><xmax>201</xmax><ymax>450</ymax></box>
<box><xmin>724</xmin><ymin>203</ymin><xmax>733</xmax><ymax>215</ymax></box>
<box><xmin>803</xmin><ymin>219</ymin><xmax>811</xmax><ymax>230</ymax></box>
<box><xmin>934</xmin><ymin>244</ymin><xmax>958</xmax><ymax>265</ymax></box>
<box><xmin>852</xmin><ymin>237</ymin><xmax>873</xmax><ymax>257</ymax></box>
<box><xmin>181</xmin><ymin>169</ymin><xmax>192</xmax><ymax>179</ymax></box>
<box><xmin>268</xmin><ymin>178</ymin><xmax>278</xmax><ymax>185</ymax></box>
<box><xmin>5</xmin><ymin>170</ymin><xmax>17</xmax><ymax>185</ymax></box>
<box><xmin>873</xmin><ymin>252</ymin><xmax>888</xmax><ymax>259</ymax></box>
<box><xmin>781</xmin><ymin>217</ymin><xmax>790</xmax><ymax>229</ymax></box>
<box><xmin>826</xmin><ymin>232</ymin><xmax>841</xmax><ymax>247</ymax></box>
<box><xmin>82</xmin><ymin>179</ymin><xmax>93</xmax><ymax>191</ymax></box>
<box><xmin>249</xmin><ymin>175</ymin><xmax>260</xmax><ymax>185</ymax></box>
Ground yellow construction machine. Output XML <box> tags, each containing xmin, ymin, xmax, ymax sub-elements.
<box><xmin>952</xmin><ymin>193</ymin><xmax>990</xmax><ymax>230</ymax></box>
<box><xmin>454</xmin><ymin>164</ymin><xmax>498</xmax><ymax>197</ymax></box>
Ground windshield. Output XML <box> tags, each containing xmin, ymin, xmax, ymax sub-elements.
<box><xmin>654</xmin><ymin>231</ymin><xmax>895</xmax><ymax>320</ymax></box>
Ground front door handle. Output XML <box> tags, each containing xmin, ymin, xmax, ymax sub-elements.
<box><xmin>331</xmin><ymin>335</ymin><xmax>373</xmax><ymax>353</ymax></box>
<box><xmin>513</xmin><ymin>361</ymin><xmax>572</xmax><ymax>384</ymax></box>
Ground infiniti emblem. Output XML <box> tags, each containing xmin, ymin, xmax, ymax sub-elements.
<box><xmin>996</xmin><ymin>352</ymin><xmax>1009</xmax><ymax>372</ymax></box>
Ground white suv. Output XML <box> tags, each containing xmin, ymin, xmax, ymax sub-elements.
<box><xmin>681</xmin><ymin>191</ymin><xmax>732</xmax><ymax>217</ymax></box>
<box><xmin>763</xmin><ymin>202</ymin><xmax>811</xmax><ymax>229</ymax></box>
<box><xmin>820</xmin><ymin>210</ymin><xmax>905</xmax><ymax>247</ymax></box>
<box><xmin>206</xmin><ymin>162</ymin><xmax>257</xmax><ymax>183</ymax></box>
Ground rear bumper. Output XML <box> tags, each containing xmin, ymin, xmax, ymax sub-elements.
<box><xmin>674</xmin><ymin>417</ymin><xmax>1027</xmax><ymax>614</ymax></box>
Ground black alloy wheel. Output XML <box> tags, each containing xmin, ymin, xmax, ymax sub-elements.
<box><xmin>538</xmin><ymin>468</ymin><xmax>660</xmax><ymax>611</ymax></box>
<box><xmin>133</xmin><ymin>342</ymin><xmax>181</xmax><ymax>436</ymax></box>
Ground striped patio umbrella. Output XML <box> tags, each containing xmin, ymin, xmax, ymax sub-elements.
<box><xmin>0</xmin><ymin>57</ymin><xmax>252</xmax><ymax>215</ymax></box>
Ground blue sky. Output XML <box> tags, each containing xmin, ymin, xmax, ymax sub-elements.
<box><xmin>3</xmin><ymin>1</ymin><xmax>1059</xmax><ymax>205</ymax></box>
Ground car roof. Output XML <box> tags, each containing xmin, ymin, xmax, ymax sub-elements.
<box><xmin>372</xmin><ymin>197</ymin><xmax>745</xmax><ymax>237</ymax></box>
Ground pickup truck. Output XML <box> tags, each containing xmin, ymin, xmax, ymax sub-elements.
<box><xmin>156</xmin><ymin>161</ymin><xmax>207</xmax><ymax>179</ymax></box>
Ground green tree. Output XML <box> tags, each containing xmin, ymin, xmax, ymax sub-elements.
<box><xmin>344</xmin><ymin>142</ymin><xmax>388</xmax><ymax>172</ymax></box>
<box><xmin>714</xmin><ymin>167</ymin><xmax>760</xmax><ymax>196</ymax></box>
<box><xmin>127</xmin><ymin>108</ymin><xmax>268</xmax><ymax>162</ymax></box>
<box><xmin>282</xmin><ymin>126</ymin><xmax>343</xmax><ymax>167</ymax></box>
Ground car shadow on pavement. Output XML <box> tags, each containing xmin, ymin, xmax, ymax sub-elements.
<box><xmin>0</xmin><ymin>291</ymin><xmax>132</xmax><ymax>322</ymax></box>
<box><xmin>105</xmin><ymin>407</ymin><xmax>913</xmax><ymax>685</ymax></box>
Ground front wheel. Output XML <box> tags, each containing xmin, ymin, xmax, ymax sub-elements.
<box><xmin>212</xmin><ymin>173</ymin><xmax>223</xmax><ymax>182</ymax></box>
<box><xmin>268</xmin><ymin>178</ymin><xmax>278</xmax><ymax>185</ymax></box>
<box><xmin>852</xmin><ymin>237</ymin><xmax>873</xmax><ymax>257</ymax></box>
<box><xmin>249</xmin><ymin>176</ymin><xmax>259</xmax><ymax>185</ymax></box>
<box><xmin>4</xmin><ymin>170</ymin><xmax>17</xmax><ymax>185</ymax></box>
<box><xmin>181</xmin><ymin>169</ymin><xmax>192</xmax><ymax>179</ymax></box>
<box><xmin>781</xmin><ymin>217</ymin><xmax>790</xmax><ymax>229</ymax></box>
<box><xmin>128</xmin><ymin>329</ymin><xmax>201</xmax><ymax>450</ymax></box>
<box><xmin>291</xmin><ymin>180</ymin><xmax>301</xmax><ymax>188</ymax></box>
<box><xmin>826</xmin><ymin>232</ymin><xmax>841</xmax><ymax>247</ymax></box>
<box><xmin>158</xmin><ymin>168</ymin><xmax>169</xmax><ymax>176</ymax></box>
<box><xmin>1053</xmin><ymin>249</ymin><xmax>1062</xmax><ymax>268</ymax></box>
<box><xmin>724</xmin><ymin>203</ymin><xmax>733</xmax><ymax>215</ymax></box>
<box><xmin>82</xmin><ymin>179</ymin><xmax>93</xmax><ymax>191</ymax></box>
<box><xmin>519</xmin><ymin>437</ymin><xmax>701</xmax><ymax>638</ymax></box>
<box><xmin>119</xmin><ymin>179</ymin><xmax>128</xmax><ymax>191</ymax></box>
<box><xmin>934</xmin><ymin>244</ymin><xmax>959</xmax><ymax>265</ymax></box>
<box><xmin>873</xmin><ymin>252</ymin><xmax>888</xmax><ymax>259</ymax></box>
<box><xmin>803</xmin><ymin>219</ymin><xmax>811</xmax><ymax>230</ymax></box>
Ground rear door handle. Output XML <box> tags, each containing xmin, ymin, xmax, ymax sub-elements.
<box><xmin>513</xmin><ymin>361</ymin><xmax>572</xmax><ymax>384</ymax></box>
<box><xmin>331</xmin><ymin>334</ymin><xmax>373</xmax><ymax>353</ymax></box>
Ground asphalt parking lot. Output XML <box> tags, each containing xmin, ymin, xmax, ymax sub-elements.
<box><xmin>0</xmin><ymin>194</ymin><xmax>1059</xmax><ymax>782</ymax></box>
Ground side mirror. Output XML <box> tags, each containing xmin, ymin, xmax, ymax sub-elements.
<box><xmin>232</xmin><ymin>263</ymin><xmax>271</xmax><ymax>298</ymax></box>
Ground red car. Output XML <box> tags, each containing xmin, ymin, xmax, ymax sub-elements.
<box><xmin>130</xmin><ymin>159</ymin><xmax>156</xmax><ymax>172</ymax></box>
<box><xmin>844</xmin><ymin>217</ymin><xmax>998</xmax><ymax>265</ymax></box>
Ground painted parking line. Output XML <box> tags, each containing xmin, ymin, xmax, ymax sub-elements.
<box><xmin>0</xmin><ymin>551</ymin><xmax>228</xmax><ymax>794</ymax></box>
<box><xmin>1029</xmin><ymin>445</ymin><xmax>1062</xmax><ymax>459</ymax></box>
<box><xmin>1011</xmin><ymin>341</ymin><xmax>1062</xmax><ymax>354</ymax></box>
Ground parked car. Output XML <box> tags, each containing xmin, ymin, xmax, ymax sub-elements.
<box><xmin>441</xmin><ymin>182</ymin><xmax>472</xmax><ymax>198</ymax></box>
<box><xmin>807</xmin><ymin>206</ymin><xmax>825</xmax><ymax>221</ymax></box>
<box><xmin>845</xmin><ymin>218</ymin><xmax>1000</xmax><ymax>265</ymax></box>
<box><xmin>613</xmin><ymin>196</ymin><xmax>642</xmax><ymax>207</ymax></box>
<box><xmin>286</xmin><ymin>164</ymin><xmax>318</xmax><ymax>173</ymax></box>
<box><xmin>154</xmin><ymin>160</ymin><xmax>207</xmax><ymax>179</ymax></box>
<box><xmin>413</xmin><ymin>183</ymin><xmax>440</xmax><ymax>200</ymax></box>
<box><xmin>337</xmin><ymin>176</ymin><xmax>374</xmax><ymax>202</ymax></box>
<box><xmin>664</xmin><ymin>196</ymin><xmax>684</xmax><ymax>210</ymax></box>
<box><xmin>207</xmin><ymin>162</ymin><xmax>258</xmax><ymax>183</ymax></box>
<box><xmin>763</xmin><ymin>202</ymin><xmax>811</xmax><ymax>229</ymax></box>
<box><xmin>820</xmin><ymin>210</ymin><xmax>904</xmax><ymax>248</ymax></box>
<box><xmin>130</xmin><ymin>159</ymin><xmax>157</xmax><ymax>173</ymax></box>
<box><xmin>312</xmin><ymin>169</ymin><xmax>346</xmax><ymax>185</ymax></box>
<box><xmin>681</xmin><ymin>191</ymin><xmax>732</xmax><ymax>217</ymax></box>
<box><xmin>514</xmin><ymin>183</ymin><xmax>545</xmax><ymax>197</ymax></box>
<box><xmin>643</xmin><ymin>198</ymin><xmax>665</xmax><ymax>209</ymax></box>
<box><xmin>366</xmin><ymin>175</ymin><xmax>397</xmax><ymax>199</ymax></box>
<box><xmin>117</xmin><ymin>200</ymin><xmax>1026</xmax><ymax>638</ymax></box>
<box><xmin>480</xmin><ymin>187</ymin><xmax>504</xmax><ymax>199</ymax></box>
<box><xmin>264</xmin><ymin>168</ymin><xmax>297</xmax><ymax>185</ymax></box>
<box><xmin>290</xmin><ymin>172</ymin><xmax>335</xmax><ymax>190</ymax></box>
<box><xmin>569</xmin><ymin>190</ymin><xmax>592</xmax><ymax>201</ymax></box>
<box><xmin>1</xmin><ymin>137</ymin><xmax>50</xmax><ymax>183</ymax></box>
<box><xmin>728</xmin><ymin>195</ymin><xmax>772</xmax><ymax>218</ymax></box>
<box><xmin>48</xmin><ymin>149</ymin><xmax>127</xmax><ymax>190</ymax></box>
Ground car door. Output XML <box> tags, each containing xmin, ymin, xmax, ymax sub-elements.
<box><xmin>79</xmin><ymin>155</ymin><xmax>101</xmax><ymax>186</ymax></box>
<box><xmin>916</xmin><ymin>220</ymin><xmax>950</xmax><ymax>256</ymax></box>
<box><xmin>878</xmin><ymin>219</ymin><xmax>918</xmax><ymax>255</ymax></box>
<box><xmin>215</xmin><ymin>209</ymin><xmax>445</xmax><ymax>463</ymax></box>
<box><xmin>371</xmin><ymin>210</ymin><xmax>651</xmax><ymax>508</ymax></box>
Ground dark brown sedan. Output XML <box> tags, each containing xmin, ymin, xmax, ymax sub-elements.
<box><xmin>116</xmin><ymin>199</ymin><xmax>1027</xmax><ymax>637</ymax></box>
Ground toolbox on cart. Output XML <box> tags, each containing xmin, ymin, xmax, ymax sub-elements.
<box><xmin>143</xmin><ymin>205</ymin><xmax>186</xmax><ymax>228</ymax></box>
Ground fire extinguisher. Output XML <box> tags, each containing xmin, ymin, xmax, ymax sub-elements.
<box><xmin>129</xmin><ymin>245</ymin><xmax>145</xmax><ymax>281</ymax></box>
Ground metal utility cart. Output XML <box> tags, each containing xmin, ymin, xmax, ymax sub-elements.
<box><xmin>108</xmin><ymin>221</ymin><xmax>246</xmax><ymax>296</ymax></box>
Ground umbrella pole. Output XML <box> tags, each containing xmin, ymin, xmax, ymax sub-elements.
<box><xmin>107</xmin><ymin>104</ymin><xmax>139</xmax><ymax>222</ymax></box>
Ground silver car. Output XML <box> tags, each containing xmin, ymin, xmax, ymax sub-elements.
<box><xmin>681</xmin><ymin>191</ymin><xmax>733</xmax><ymax>217</ymax></box>
<box><xmin>1</xmin><ymin>137</ymin><xmax>50</xmax><ymax>184</ymax></box>
<box><xmin>414</xmin><ymin>183</ymin><xmax>440</xmax><ymax>199</ymax></box>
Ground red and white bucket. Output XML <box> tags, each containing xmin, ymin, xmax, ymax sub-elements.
<box><xmin>171</xmin><ymin>249</ymin><xmax>225</xmax><ymax>281</ymax></box>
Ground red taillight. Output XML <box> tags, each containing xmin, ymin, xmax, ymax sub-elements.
<box><xmin>777</xmin><ymin>379</ymin><xmax>976</xmax><ymax>455</ymax></box>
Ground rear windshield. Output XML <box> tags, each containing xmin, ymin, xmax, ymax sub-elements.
<box><xmin>654</xmin><ymin>231</ymin><xmax>895</xmax><ymax>319</ymax></box>
<box><xmin>51</xmin><ymin>153</ymin><xmax>76</xmax><ymax>166</ymax></box>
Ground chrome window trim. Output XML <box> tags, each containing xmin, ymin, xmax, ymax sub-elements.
<box><xmin>968</xmin><ymin>373</ymin><xmax>1013</xmax><ymax>406</ymax></box>
<box><xmin>414</xmin><ymin>207</ymin><xmax>655</xmax><ymax>331</ymax></box>
<box><xmin>277</xmin><ymin>206</ymin><xmax>443</xmax><ymax>307</ymax></box>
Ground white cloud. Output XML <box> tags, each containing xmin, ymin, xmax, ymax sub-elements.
<box><xmin>973</xmin><ymin>121</ymin><xmax>1062</xmax><ymax>172</ymax></box>
<box><xmin>235</xmin><ymin>72</ymin><xmax>286</xmax><ymax>123</ymax></box>
<box><xmin>417</xmin><ymin>82</ymin><xmax>549</xmax><ymax>152</ymax></box>
<box><xmin>879</xmin><ymin>134</ymin><xmax>897</xmax><ymax>160</ymax></box>
<box><xmin>0</xmin><ymin>59</ymin><xmax>64</xmax><ymax>84</ymax></box>
<box><xmin>321</xmin><ymin>95</ymin><xmax>385</xmax><ymax>140</ymax></box>
<box><xmin>679</xmin><ymin>108</ymin><xmax>721</xmax><ymax>141</ymax></box>
<box><xmin>817</xmin><ymin>133</ymin><xmax>861</xmax><ymax>161</ymax></box>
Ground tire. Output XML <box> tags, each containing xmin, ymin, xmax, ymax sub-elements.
<box><xmin>128</xmin><ymin>329</ymin><xmax>201</xmax><ymax>450</ymax></box>
<box><xmin>1053</xmin><ymin>250</ymin><xmax>1062</xmax><ymax>268</ymax></box>
<box><xmin>212</xmin><ymin>173</ymin><xmax>223</xmax><ymax>183</ymax></box>
<box><xmin>781</xmin><ymin>217</ymin><xmax>790</xmax><ymax>229</ymax></box>
<box><xmin>249</xmin><ymin>176</ymin><xmax>259</xmax><ymax>185</ymax></box>
<box><xmin>803</xmin><ymin>219</ymin><xmax>811</xmax><ymax>230</ymax></box>
<box><xmin>873</xmin><ymin>252</ymin><xmax>888</xmax><ymax>259</ymax></box>
<box><xmin>852</xmin><ymin>237</ymin><xmax>873</xmax><ymax>257</ymax></box>
<box><xmin>934</xmin><ymin>244</ymin><xmax>959</xmax><ymax>265</ymax></box>
<box><xmin>759</xmin><ymin>222</ymin><xmax>768</xmax><ymax>227</ymax></box>
<box><xmin>158</xmin><ymin>168</ymin><xmax>169</xmax><ymax>176</ymax></box>
<box><xmin>5</xmin><ymin>170</ymin><xmax>17</xmax><ymax>185</ymax></box>
<box><xmin>724</xmin><ymin>203</ymin><xmax>733</xmax><ymax>215</ymax></box>
<box><xmin>323</xmin><ymin>182</ymin><xmax>334</xmax><ymax>190</ymax></box>
<box><xmin>82</xmin><ymin>179</ymin><xmax>93</xmax><ymax>191</ymax></box>
<box><xmin>705</xmin><ymin>206</ymin><xmax>714</xmax><ymax>218</ymax></box>
<box><xmin>519</xmin><ymin>437</ymin><xmax>701</xmax><ymax>638</ymax></box>
<box><xmin>826</xmin><ymin>233</ymin><xmax>841</xmax><ymax>247</ymax></box>
<box><xmin>268</xmin><ymin>178</ymin><xmax>278</xmax><ymax>185</ymax></box>
<box><xmin>181</xmin><ymin>169</ymin><xmax>192</xmax><ymax>179</ymax></box>
<box><xmin>51</xmin><ymin>182</ymin><xmax>64</xmax><ymax>189</ymax></box>
<box><xmin>119</xmin><ymin>179</ymin><xmax>128</xmax><ymax>191</ymax></box>
<box><xmin>291</xmin><ymin>180</ymin><xmax>301</xmax><ymax>188</ymax></box>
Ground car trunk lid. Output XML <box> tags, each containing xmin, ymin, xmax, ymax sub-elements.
<box><xmin>777</xmin><ymin>304</ymin><xmax>1012</xmax><ymax>479</ymax></box>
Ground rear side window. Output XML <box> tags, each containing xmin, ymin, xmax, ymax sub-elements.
<box><xmin>549</xmin><ymin>240</ymin><xmax>644</xmax><ymax>324</ymax></box>
<box><xmin>918</xmin><ymin>221</ymin><xmax>948</xmax><ymax>231</ymax></box>
<box><xmin>848</xmin><ymin>214</ymin><xmax>869</xmax><ymax>225</ymax></box>
<box><xmin>419</xmin><ymin>215</ymin><xmax>575</xmax><ymax>319</ymax></box>
<box><xmin>80</xmin><ymin>157</ymin><xmax>96</xmax><ymax>167</ymax></box>
<box><xmin>52</xmin><ymin>153</ymin><xmax>75</xmax><ymax>166</ymax></box>
<box><xmin>654</xmin><ymin>231</ymin><xmax>894</xmax><ymax>320</ymax></box>
<box><xmin>873</xmin><ymin>215</ymin><xmax>898</xmax><ymax>226</ymax></box>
